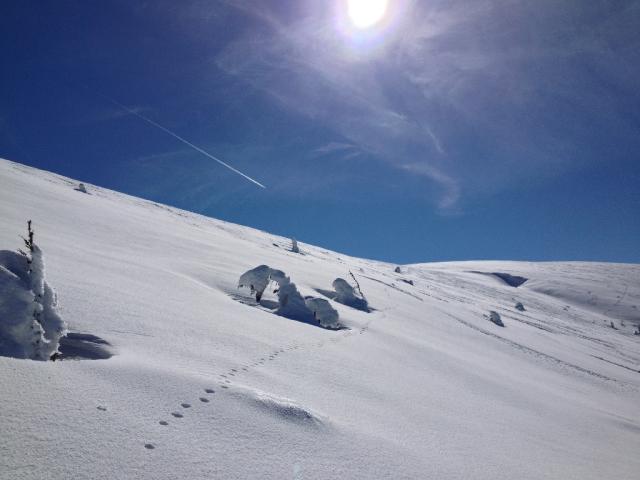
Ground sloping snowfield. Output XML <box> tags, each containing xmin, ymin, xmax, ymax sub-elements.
<box><xmin>1</xmin><ymin>158</ymin><xmax>638</xmax><ymax>479</ymax></box>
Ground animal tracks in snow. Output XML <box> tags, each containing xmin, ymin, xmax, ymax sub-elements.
<box><xmin>142</xmin><ymin>316</ymin><xmax>375</xmax><ymax>449</ymax></box>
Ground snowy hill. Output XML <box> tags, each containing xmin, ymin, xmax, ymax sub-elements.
<box><xmin>0</xmin><ymin>158</ymin><xmax>638</xmax><ymax>480</ymax></box>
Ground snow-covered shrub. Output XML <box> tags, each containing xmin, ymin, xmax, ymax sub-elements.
<box><xmin>332</xmin><ymin>278</ymin><xmax>369</xmax><ymax>311</ymax></box>
<box><xmin>276</xmin><ymin>282</ymin><xmax>313</xmax><ymax>322</ymax></box>
<box><xmin>238</xmin><ymin>265</ymin><xmax>342</xmax><ymax>328</ymax></box>
<box><xmin>488</xmin><ymin>311</ymin><xmax>504</xmax><ymax>327</ymax></box>
<box><xmin>77</xmin><ymin>183</ymin><xmax>87</xmax><ymax>193</ymax></box>
<box><xmin>515</xmin><ymin>302</ymin><xmax>525</xmax><ymax>312</ymax></box>
<box><xmin>238</xmin><ymin>265</ymin><xmax>274</xmax><ymax>302</ymax></box>
<box><xmin>0</xmin><ymin>222</ymin><xmax>66</xmax><ymax>360</ymax></box>
<box><xmin>269</xmin><ymin>268</ymin><xmax>290</xmax><ymax>287</ymax></box>
<box><xmin>333</xmin><ymin>278</ymin><xmax>355</xmax><ymax>301</ymax></box>
<box><xmin>291</xmin><ymin>238</ymin><xmax>299</xmax><ymax>254</ymax></box>
<box><xmin>305</xmin><ymin>297</ymin><xmax>340</xmax><ymax>329</ymax></box>
<box><xmin>238</xmin><ymin>265</ymin><xmax>292</xmax><ymax>302</ymax></box>
<box><xmin>394</xmin><ymin>266</ymin><xmax>402</xmax><ymax>274</ymax></box>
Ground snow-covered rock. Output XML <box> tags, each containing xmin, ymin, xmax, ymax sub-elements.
<box><xmin>488</xmin><ymin>310</ymin><xmax>504</xmax><ymax>327</ymax></box>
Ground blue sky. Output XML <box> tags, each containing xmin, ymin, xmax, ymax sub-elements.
<box><xmin>1</xmin><ymin>0</ymin><xmax>639</xmax><ymax>263</ymax></box>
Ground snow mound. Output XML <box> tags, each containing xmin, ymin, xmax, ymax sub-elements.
<box><xmin>470</xmin><ymin>271</ymin><xmax>528</xmax><ymax>287</ymax></box>
<box><xmin>237</xmin><ymin>388</ymin><xmax>325</xmax><ymax>427</ymax></box>
<box><xmin>58</xmin><ymin>333</ymin><xmax>113</xmax><ymax>360</ymax></box>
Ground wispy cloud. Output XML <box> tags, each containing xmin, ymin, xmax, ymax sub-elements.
<box><xmin>312</xmin><ymin>141</ymin><xmax>363</xmax><ymax>160</ymax></box>
<box><xmin>216</xmin><ymin>1</ymin><xmax>455</xmax><ymax>204</ymax></box>
<box><xmin>212</xmin><ymin>0</ymin><xmax>639</xmax><ymax>210</ymax></box>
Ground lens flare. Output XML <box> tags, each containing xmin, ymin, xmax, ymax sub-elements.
<box><xmin>347</xmin><ymin>0</ymin><xmax>388</xmax><ymax>29</ymax></box>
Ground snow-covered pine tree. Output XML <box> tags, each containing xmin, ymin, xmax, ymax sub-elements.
<box><xmin>0</xmin><ymin>221</ymin><xmax>67</xmax><ymax>360</ymax></box>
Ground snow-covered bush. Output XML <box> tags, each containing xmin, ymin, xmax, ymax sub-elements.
<box><xmin>269</xmin><ymin>268</ymin><xmax>290</xmax><ymax>287</ymax></box>
<box><xmin>238</xmin><ymin>265</ymin><xmax>274</xmax><ymax>302</ymax></box>
<box><xmin>77</xmin><ymin>183</ymin><xmax>87</xmax><ymax>193</ymax></box>
<box><xmin>305</xmin><ymin>297</ymin><xmax>340</xmax><ymax>329</ymax></box>
<box><xmin>238</xmin><ymin>265</ymin><xmax>293</xmax><ymax>302</ymax></box>
<box><xmin>276</xmin><ymin>282</ymin><xmax>313</xmax><ymax>321</ymax></box>
<box><xmin>0</xmin><ymin>222</ymin><xmax>66</xmax><ymax>360</ymax></box>
<box><xmin>332</xmin><ymin>278</ymin><xmax>369</xmax><ymax>311</ymax></box>
<box><xmin>238</xmin><ymin>265</ymin><xmax>344</xmax><ymax>328</ymax></box>
<box><xmin>394</xmin><ymin>266</ymin><xmax>402</xmax><ymax>274</ymax></box>
<box><xmin>515</xmin><ymin>302</ymin><xmax>525</xmax><ymax>312</ymax></box>
<box><xmin>488</xmin><ymin>311</ymin><xmax>504</xmax><ymax>327</ymax></box>
<box><xmin>291</xmin><ymin>238</ymin><xmax>299</xmax><ymax>254</ymax></box>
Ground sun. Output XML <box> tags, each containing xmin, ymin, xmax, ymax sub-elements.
<box><xmin>347</xmin><ymin>0</ymin><xmax>389</xmax><ymax>29</ymax></box>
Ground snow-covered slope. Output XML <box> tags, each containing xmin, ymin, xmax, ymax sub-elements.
<box><xmin>0</xmin><ymin>158</ymin><xmax>638</xmax><ymax>480</ymax></box>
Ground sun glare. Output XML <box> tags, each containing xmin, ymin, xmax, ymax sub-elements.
<box><xmin>347</xmin><ymin>0</ymin><xmax>388</xmax><ymax>29</ymax></box>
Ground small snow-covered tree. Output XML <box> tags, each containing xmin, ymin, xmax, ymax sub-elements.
<box><xmin>515</xmin><ymin>302</ymin><xmax>525</xmax><ymax>312</ymax></box>
<box><xmin>333</xmin><ymin>278</ymin><xmax>355</xmax><ymax>302</ymax></box>
<box><xmin>269</xmin><ymin>268</ymin><xmax>290</xmax><ymax>288</ymax></box>
<box><xmin>77</xmin><ymin>183</ymin><xmax>87</xmax><ymax>193</ymax></box>
<box><xmin>394</xmin><ymin>266</ymin><xmax>402</xmax><ymax>274</ymax></box>
<box><xmin>276</xmin><ymin>282</ymin><xmax>312</xmax><ymax>321</ymax></box>
<box><xmin>333</xmin><ymin>277</ymin><xmax>369</xmax><ymax>311</ymax></box>
<box><xmin>0</xmin><ymin>221</ymin><xmax>66</xmax><ymax>360</ymax></box>
<box><xmin>238</xmin><ymin>265</ymin><xmax>291</xmax><ymax>302</ymax></box>
<box><xmin>291</xmin><ymin>238</ymin><xmax>300</xmax><ymax>254</ymax></box>
<box><xmin>238</xmin><ymin>265</ymin><xmax>273</xmax><ymax>302</ymax></box>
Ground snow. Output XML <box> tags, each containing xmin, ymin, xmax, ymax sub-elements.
<box><xmin>0</xmin><ymin>158</ymin><xmax>639</xmax><ymax>479</ymax></box>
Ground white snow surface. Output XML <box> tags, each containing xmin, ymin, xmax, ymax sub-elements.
<box><xmin>0</xmin><ymin>158</ymin><xmax>639</xmax><ymax>479</ymax></box>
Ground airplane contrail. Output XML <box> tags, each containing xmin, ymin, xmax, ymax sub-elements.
<box><xmin>92</xmin><ymin>89</ymin><xmax>266</xmax><ymax>189</ymax></box>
